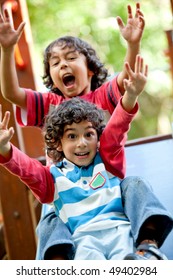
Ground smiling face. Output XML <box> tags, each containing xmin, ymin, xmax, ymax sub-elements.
<box><xmin>57</xmin><ymin>120</ymin><xmax>99</xmax><ymax>167</ymax></box>
<box><xmin>49</xmin><ymin>45</ymin><xmax>94</xmax><ymax>99</ymax></box>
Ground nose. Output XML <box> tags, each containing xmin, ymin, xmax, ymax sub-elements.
<box><xmin>60</xmin><ymin>59</ymin><xmax>68</xmax><ymax>69</ymax></box>
<box><xmin>77</xmin><ymin>136</ymin><xmax>87</xmax><ymax>147</ymax></box>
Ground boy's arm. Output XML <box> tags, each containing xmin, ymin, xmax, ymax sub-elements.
<box><xmin>0</xmin><ymin>104</ymin><xmax>54</xmax><ymax>203</ymax></box>
<box><xmin>100</xmin><ymin>99</ymin><xmax>138</xmax><ymax>179</ymax></box>
<box><xmin>0</xmin><ymin>8</ymin><xmax>26</xmax><ymax>108</ymax></box>
<box><xmin>116</xmin><ymin>3</ymin><xmax>145</xmax><ymax>94</ymax></box>
<box><xmin>100</xmin><ymin>55</ymin><xmax>148</xmax><ymax>178</ymax></box>
<box><xmin>0</xmin><ymin>144</ymin><xmax>54</xmax><ymax>204</ymax></box>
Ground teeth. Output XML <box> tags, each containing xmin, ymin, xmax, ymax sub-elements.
<box><xmin>76</xmin><ymin>152</ymin><xmax>87</xmax><ymax>156</ymax></box>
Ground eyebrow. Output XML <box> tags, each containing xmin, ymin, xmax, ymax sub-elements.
<box><xmin>64</xmin><ymin>128</ymin><xmax>76</xmax><ymax>133</ymax></box>
<box><xmin>50</xmin><ymin>50</ymin><xmax>78</xmax><ymax>60</ymax></box>
<box><xmin>64</xmin><ymin>125</ymin><xmax>94</xmax><ymax>133</ymax></box>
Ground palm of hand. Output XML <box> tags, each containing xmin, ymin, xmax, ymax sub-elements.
<box><xmin>0</xmin><ymin>127</ymin><xmax>10</xmax><ymax>146</ymax></box>
<box><xmin>126</xmin><ymin>73</ymin><xmax>147</xmax><ymax>96</ymax></box>
<box><xmin>121</xmin><ymin>18</ymin><xmax>144</xmax><ymax>44</ymax></box>
<box><xmin>0</xmin><ymin>22</ymin><xmax>19</xmax><ymax>48</ymax></box>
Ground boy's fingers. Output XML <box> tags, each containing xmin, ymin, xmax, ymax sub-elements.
<box><xmin>135</xmin><ymin>3</ymin><xmax>140</xmax><ymax>17</ymax></box>
<box><xmin>0</xmin><ymin>12</ymin><xmax>4</xmax><ymax>23</ymax></box>
<box><xmin>144</xmin><ymin>64</ymin><xmax>148</xmax><ymax>77</ymax></box>
<box><xmin>138</xmin><ymin>56</ymin><xmax>143</xmax><ymax>73</ymax></box>
<box><xmin>135</xmin><ymin>55</ymin><xmax>142</xmax><ymax>73</ymax></box>
<box><xmin>1</xmin><ymin>111</ymin><xmax>10</xmax><ymax>129</ymax></box>
<box><xmin>127</xmin><ymin>5</ymin><xmax>132</xmax><ymax>19</ymax></box>
<box><xmin>3</xmin><ymin>8</ymin><xmax>10</xmax><ymax>22</ymax></box>
<box><xmin>17</xmin><ymin>21</ymin><xmax>25</xmax><ymax>35</ymax></box>
<box><xmin>0</xmin><ymin>104</ymin><xmax>2</xmax><ymax>122</ymax></box>
<box><xmin>116</xmin><ymin>16</ymin><xmax>124</xmax><ymax>29</ymax></box>
<box><xmin>125</xmin><ymin>62</ymin><xmax>134</xmax><ymax>78</ymax></box>
<box><xmin>138</xmin><ymin>15</ymin><xmax>145</xmax><ymax>29</ymax></box>
<box><xmin>123</xmin><ymin>79</ymin><xmax>128</xmax><ymax>90</ymax></box>
<box><xmin>8</xmin><ymin>127</ymin><xmax>14</xmax><ymax>139</ymax></box>
<box><xmin>137</xmin><ymin>9</ymin><xmax>144</xmax><ymax>18</ymax></box>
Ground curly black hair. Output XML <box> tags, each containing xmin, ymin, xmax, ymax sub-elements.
<box><xmin>43</xmin><ymin>36</ymin><xmax>108</xmax><ymax>95</ymax></box>
<box><xmin>43</xmin><ymin>97</ymin><xmax>105</xmax><ymax>162</ymax></box>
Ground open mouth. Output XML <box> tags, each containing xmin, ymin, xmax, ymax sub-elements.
<box><xmin>63</xmin><ymin>74</ymin><xmax>75</xmax><ymax>87</ymax></box>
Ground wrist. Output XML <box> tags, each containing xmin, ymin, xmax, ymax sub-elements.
<box><xmin>127</xmin><ymin>41</ymin><xmax>140</xmax><ymax>50</ymax></box>
<box><xmin>122</xmin><ymin>92</ymin><xmax>138</xmax><ymax>113</ymax></box>
<box><xmin>0</xmin><ymin>143</ymin><xmax>12</xmax><ymax>160</ymax></box>
<box><xmin>1</xmin><ymin>45</ymin><xmax>15</xmax><ymax>54</ymax></box>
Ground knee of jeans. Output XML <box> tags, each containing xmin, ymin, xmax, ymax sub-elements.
<box><xmin>120</xmin><ymin>176</ymin><xmax>153</xmax><ymax>193</ymax></box>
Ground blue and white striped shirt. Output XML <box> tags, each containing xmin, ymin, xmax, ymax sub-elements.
<box><xmin>50</xmin><ymin>152</ymin><xmax>129</xmax><ymax>235</ymax></box>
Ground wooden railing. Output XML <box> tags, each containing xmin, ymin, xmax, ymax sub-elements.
<box><xmin>0</xmin><ymin>0</ymin><xmax>44</xmax><ymax>259</ymax></box>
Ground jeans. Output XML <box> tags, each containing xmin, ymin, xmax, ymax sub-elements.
<box><xmin>36</xmin><ymin>208</ymin><xmax>75</xmax><ymax>260</ymax></box>
<box><xmin>36</xmin><ymin>176</ymin><xmax>173</xmax><ymax>259</ymax></box>
<box><xmin>121</xmin><ymin>176</ymin><xmax>173</xmax><ymax>247</ymax></box>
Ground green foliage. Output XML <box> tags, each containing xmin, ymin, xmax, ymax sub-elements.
<box><xmin>26</xmin><ymin>0</ymin><xmax>173</xmax><ymax>139</ymax></box>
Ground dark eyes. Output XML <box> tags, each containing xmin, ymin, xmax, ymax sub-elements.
<box><xmin>52</xmin><ymin>56</ymin><xmax>77</xmax><ymax>66</ymax></box>
<box><xmin>68</xmin><ymin>134</ymin><xmax>76</xmax><ymax>139</ymax></box>
<box><xmin>52</xmin><ymin>62</ymin><xmax>59</xmax><ymax>66</ymax></box>
<box><xmin>68</xmin><ymin>56</ymin><xmax>77</xmax><ymax>61</ymax></box>
<box><xmin>86</xmin><ymin>132</ymin><xmax>94</xmax><ymax>137</ymax></box>
<box><xmin>67</xmin><ymin>132</ymin><xmax>94</xmax><ymax>139</ymax></box>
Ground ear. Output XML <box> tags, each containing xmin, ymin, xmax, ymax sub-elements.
<box><xmin>88</xmin><ymin>69</ymin><xmax>94</xmax><ymax>77</ymax></box>
<box><xmin>97</xmin><ymin>141</ymin><xmax>100</xmax><ymax>151</ymax></box>
<box><xmin>56</xmin><ymin>143</ymin><xmax>63</xmax><ymax>152</ymax></box>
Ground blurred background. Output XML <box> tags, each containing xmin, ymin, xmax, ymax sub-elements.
<box><xmin>26</xmin><ymin>0</ymin><xmax>173</xmax><ymax>140</ymax></box>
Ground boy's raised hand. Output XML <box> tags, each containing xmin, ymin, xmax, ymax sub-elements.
<box><xmin>122</xmin><ymin>55</ymin><xmax>148</xmax><ymax>112</ymax></box>
<box><xmin>0</xmin><ymin>104</ymin><xmax>14</xmax><ymax>156</ymax></box>
<box><xmin>124</xmin><ymin>54</ymin><xmax>148</xmax><ymax>96</ymax></box>
<box><xmin>0</xmin><ymin>8</ymin><xmax>25</xmax><ymax>49</ymax></box>
<box><xmin>116</xmin><ymin>2</ymin><xmax>145</xmax><ymax>45</ymax></box>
